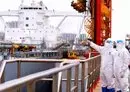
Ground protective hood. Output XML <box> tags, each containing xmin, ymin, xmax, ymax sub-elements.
<box><xmin>116</xmin><ymin>40</ymin><xmax>125</xmax><ymax>50</ymax></box>
<box><xmin>104</xmin><ymin>38</ymin><xmax>113</xmax><ymax>48</ymax></box>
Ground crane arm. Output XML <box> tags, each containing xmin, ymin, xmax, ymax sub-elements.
<box><xmin>39</xmin><ymin>10</ymin><xmax>86</xmax><ymax>17</ymax></box>
<box><xmin>0</xmin><ymin>10</ymin><xmax>19</xmax><ymax>16</ymax></box>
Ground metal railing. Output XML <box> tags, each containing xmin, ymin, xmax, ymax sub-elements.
<box><xmin>79</xmin><ymin>55</ymin><xmax>101</xmax><ymax>92</ymax></box>
<box><xmin>0</xmin><ymin>55</ymin><xmax>101</xmax><ymax>92</ymax></box>
<box><xmin>0</xmin><ymin>61</ymin><xmax>79</xmax><ymax>92</ymax></box>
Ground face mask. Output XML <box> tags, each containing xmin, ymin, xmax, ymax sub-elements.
<box><xmin>116</xmin><ymin>40</ymin><xmax>124</xmax><ymax>49</ymax></box>
<box><xmin>116</xmin><ymin>43</ymin><xmax>123</xmax><ymax>50</ymax></box>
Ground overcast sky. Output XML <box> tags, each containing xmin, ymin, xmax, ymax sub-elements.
<box><xmin>112</xmin><ymin>0</ymin><xmax>130</xmax><ymax>40</ymax></box>
<box><xmin>0</xmin><ymin>0</ymin><xmax>129</xmax><ymax>40</ymax></box>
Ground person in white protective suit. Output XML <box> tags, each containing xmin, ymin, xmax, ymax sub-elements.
<box><xmin>113</xmin><ymin>40</ymin><xmax>130</xmax><ymax>92</ymax></box>
<box><xmin>81</xmin><ymin>38</ymin><xmax>115</xmax><ymax>92</ymax></box>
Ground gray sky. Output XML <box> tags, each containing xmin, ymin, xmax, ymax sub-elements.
<box><xmin>0</xmin><ymin>0</ymin><xmax>129</xmax><ymax>40</ymax></box>
<box><xmin>112</xmin><ymin>0</ymin><xmax>130</xmax><ymax>41</ymax></box>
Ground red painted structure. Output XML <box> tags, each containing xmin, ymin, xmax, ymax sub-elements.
<box><xmin>95</xmin><ymin>0</ymin><xmax>101</xmax><ymax>45</ymax></box>
<box><xmin>71</xmin><ymin>0</ymin><xmax>112</xmax><ymax>45</ymax></box>
<box><xmin>91</xmin><ymin>0</ymin><xmax>112</xmax><ymax>45</ymax></box>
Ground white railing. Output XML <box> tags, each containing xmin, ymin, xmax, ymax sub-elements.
<box><xmin>0</xmin><ymin>55</ymin><xmax>101</xmax><ymax>92</ymax></box>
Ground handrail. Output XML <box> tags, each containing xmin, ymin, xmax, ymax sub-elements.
<box><xmin>0</xmin><ymin>55</ymin><xmax>100</xmax><ymax>81</ymax></box>
<box><xmin>80</xmin><ymin>55</ymin><xmax>100</xmax><ymax>62</ymax></box>
<box><xmin>0</xmin><ymin>62</ymin><xmax>79</xmax><ymax>91</ymax></box>
<box><xmin>0</xmin><ymin>59</ymin><xmax>17</xmax><ymax>79</ymax></box>
<box><xmin>0</xmin><ymin>55</ymin><xmax>101</xmax><ymax>92</ymax></box>
<box><xmin>0</xmin><ymin>59</ymin><xmax>78</xmax><ymax>79</ymax></box>
<box><xmin>57</xmin><ymin>61</ymin><xmax>75</xmax><ymax>92</ymax></box>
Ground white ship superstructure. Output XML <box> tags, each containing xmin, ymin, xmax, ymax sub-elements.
<box><xmin>0</xmin><ymin>0</ymin><xmax>85</xmax><ymax>49</ymax></box>
<box><xmin>4</xmin><ymin>1</ymin><xmax>62</xmax><ymax>49</ymax></box>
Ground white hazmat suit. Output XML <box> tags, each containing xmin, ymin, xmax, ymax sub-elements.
<box><xmin>87</xmin><ymin>38</ymin><xmax>115</xmax><ymax>92</ymax></box>
<box><xmin>113</xmin><ymin>40</ymin><xmax>130</xmax><ymax>92</ymax></box>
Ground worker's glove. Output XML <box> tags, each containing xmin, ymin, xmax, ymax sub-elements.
<box><xmin>80</xmin><ymin>39</ymin><xmax>91</xmax><ymax>46</ymax></box>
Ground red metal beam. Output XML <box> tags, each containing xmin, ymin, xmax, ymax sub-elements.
<box><xmin>95</xmin><ymin>0</ymin><xmax>101</xmax><ymax>45</ymax></box>
<box><xmin>105</xmin><ymin>0</ymin><xmax>111</xmax><ymax>39</ymax></box>
<box><xmin>109</xmin><ymin>0</ymin><xmax>112</xmax><ymax>37</ymax></box>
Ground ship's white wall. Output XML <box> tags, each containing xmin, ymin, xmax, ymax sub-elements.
<box><xmin>0</xmin><ymin>17</ymin><xmax>5</xmax><ymax>32</ymax></box>
<box><xmin>0</xmin><ymin>0</ymin><xmax>85</xmax><ymax>48</ymax></box>
<box><xmin>18</xmin><ymin>9</ymin><xmax>45</xmax><ymax>30</ymax></box>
